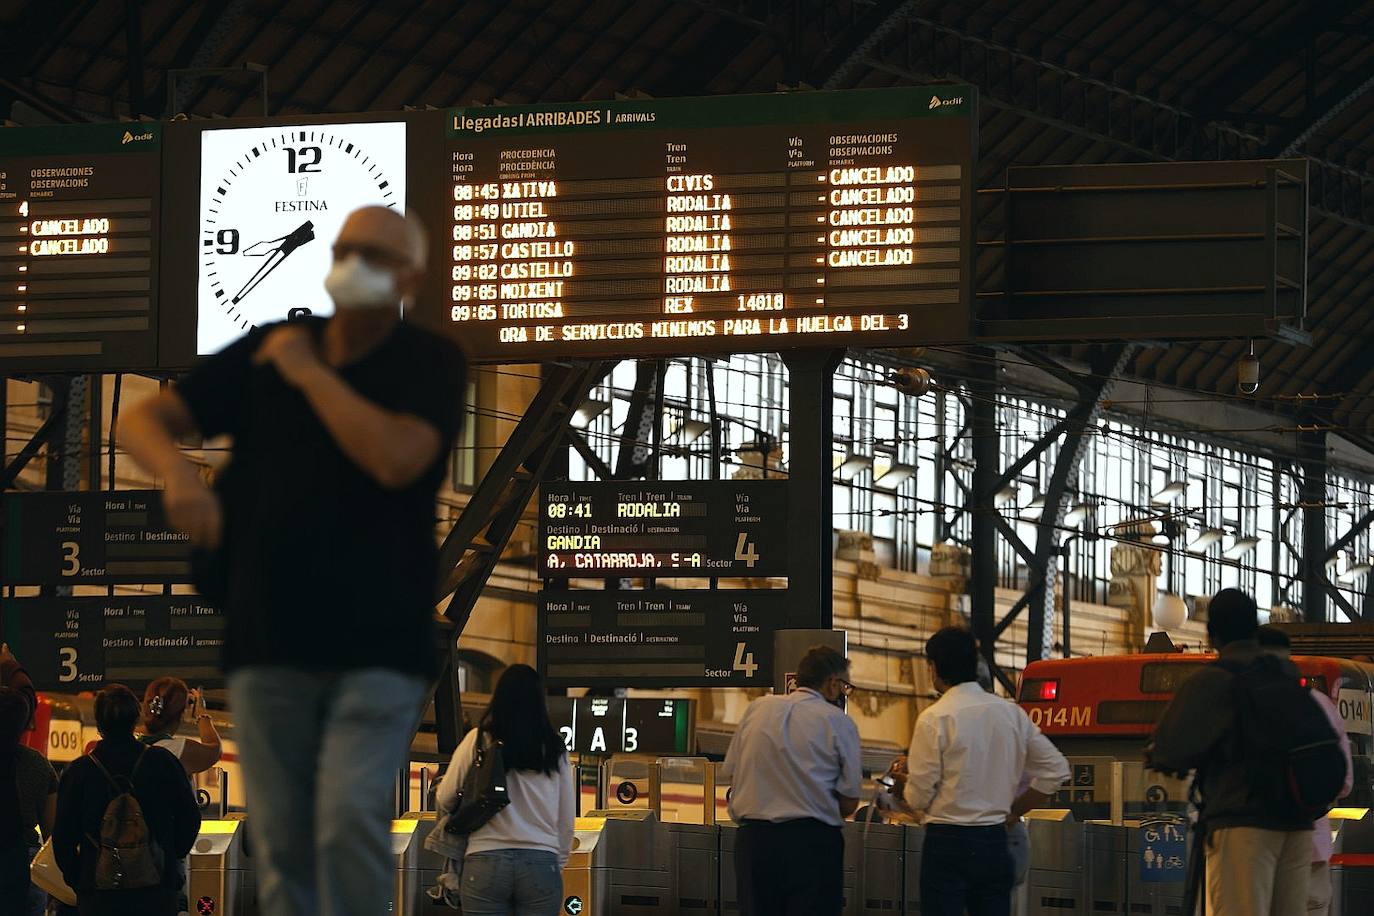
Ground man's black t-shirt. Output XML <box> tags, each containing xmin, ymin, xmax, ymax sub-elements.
<box><xmin>174</xmin><ymin>317</ymin><xmax>466</xmax><ymax>679</ymax></box>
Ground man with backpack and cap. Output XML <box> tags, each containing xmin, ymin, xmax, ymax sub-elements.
<box><xmin>1147</xmin><ymin>589</ymin><xmax>1347</xmax><ymax>916</ymax></box>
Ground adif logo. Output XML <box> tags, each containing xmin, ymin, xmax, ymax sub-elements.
<box><xmin>121</xmin><ymin>130</ymin><xmax>154</xmax><ymax>145</ymax></box>
<box><xmin>929</xmin><ymin>95</ymin><xmax>965</xmax><ymax>110</ymax></box>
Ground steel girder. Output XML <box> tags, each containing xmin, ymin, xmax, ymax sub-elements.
<box><xmin>430</xmin><ymin>360</ymin><xmax>610</xmax><ymax>752</ymax></box>
<box><xmin>988</xmin><ymin>346</ymin><xmax>1138</xmax><ymax>663</ymax></box>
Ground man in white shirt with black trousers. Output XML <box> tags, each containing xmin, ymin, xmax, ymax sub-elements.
<box><xmin>900</xmin><ymin>627</ymin><xmax>1070</xmax><ymax>916</ymax></box>
<box><xmin>723</xmin><ymin>645</ymin><xmax>863</xmax><ymax>916</ymax></box>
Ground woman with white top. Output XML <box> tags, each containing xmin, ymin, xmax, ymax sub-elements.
<box><xmin>436</xmin><ymin>664</ymin><xmax>575</xmax><ymax>916</ymax></box>
<box><xmin>138</xmin><ymin>678</ymin><xmax>222</xmax><ymax>775</ymax></box>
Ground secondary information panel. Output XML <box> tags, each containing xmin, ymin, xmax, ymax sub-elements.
<box><xmin>547</xmin><ymin>697</ymin><xmax>694</xmax><ymax>755</ymax></box>
<box><xmin>540</xmin><ymin>590</ymin><xmax>789</xmax><ymax>688</ymax></box>
<box><xmin>0</xmin><ymin>124</ymin><xmax>161</xmax><ymax>371</ymax></box>
<box><xmin>2</xmin><ymin>595</ymin><xmax>223</xmax><ymax>690</ymax></box>
<box><xmin>4</xmin><ymin>490</ymin><xmax>193</xmax><ymax>585</ymax></box>
<box><xmin>440</xmin><ymin>86</ymin><xmax>975</xmax><ymax>359</ymax></box>
<box><xmin>538</xmin><ymin>480</ymin><xmax>787</xmax><ymax>578</ymax></box>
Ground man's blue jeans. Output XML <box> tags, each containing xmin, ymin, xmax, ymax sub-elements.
<box><xmin>229</xmin><ymin>667</ymin><xmax>426</xmax><ymax>916</ymax></box>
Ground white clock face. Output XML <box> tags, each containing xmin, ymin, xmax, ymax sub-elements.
<box><xmin>196</xmin><ymin>121</ymin><xmax>407</xmax><ymax>355</ymax></box>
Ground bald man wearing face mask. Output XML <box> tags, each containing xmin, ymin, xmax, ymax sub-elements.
<box><xmin>122</xmin><ymin>206</ymin><xmax>466</xmax><ymax>916</ymax></box>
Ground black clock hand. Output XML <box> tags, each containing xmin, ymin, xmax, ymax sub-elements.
<box><xmin>232</xmin><ymin>220</ymin><xmax>316</xmax><ymax>305</ymax></box>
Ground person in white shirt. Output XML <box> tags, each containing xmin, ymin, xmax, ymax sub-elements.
<box><xmin>901</xmin><ymin>627</ymin><xmax>1069</xmax><ymax>916</ymax></box>
<box><xmin>722</xmin><ymin>645</ymin><xmax>863</xmax><ymax>916</ymax></box>
<box><xmin>436</xmin><ymin>665</ymin><xmax>575</xmax><ymax>916</ymax></box>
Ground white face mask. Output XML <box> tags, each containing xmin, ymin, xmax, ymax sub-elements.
<box><xmin>324</xmin><ymin>254</ymin><xmax>400</xmax><ymax>311</ymax></box>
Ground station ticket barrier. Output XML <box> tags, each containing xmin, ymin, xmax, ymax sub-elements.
<box><xmin>1330</xmin><ymin>807</ymin><xmax>1374</xmax><ymax>916</ymax></box>
<box><xmin>187</xmin><ymin>814</ymin><xmax>257</xmax><ymax>916</ymax></box>
<box><xmin>655</xmin><ymin>757</ymin><xmax>721</xmax><ymax>913</ymax></box>
<box><xmin>1025</xmin><ymin>817</ymin><xmax>1188</xmax><ymax>916</ymax></box>
<box><xmin>1025</xmin><ymin>814</ymin><xmax>1083</xmax><ymax>915</ymax></box>
<box><xmin>193</xmin><ymin>766</ymin><xmax>230</xmax><ymax>819</ymax></box>
<box><xmin>391</xmin><ymin>814</ymin><xmax>454</xmax><ymax>916</ymax></box>
<box><xmin>901</xmin><ymin>825</ymin><xmax>923</xmax><ymax>914</ymax></box>
<box><xmin>562</xmin><ymin>809</ymin><xmax>674</xmax><ymax>915</ymax></box>
<box><xmin>844</xmin><ymin>820</ymin><xmax>904</xmax><ymax>915</ymax></box>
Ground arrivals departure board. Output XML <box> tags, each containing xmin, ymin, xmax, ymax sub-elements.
<box><xmin>0</xmin><ymin>124</ymin><xmax>162</xmax><ymax>371</ymax></box>
<box><xmin>2</xmin><ymin>594</ymin><xmax>223</xmax><ymax>689</ymax></box>
<box><xmin>541</xmin><ymin>590</ymin><xmax>791</xmax><ymax>687</ymax></box>
<box><xmin>538</xmin><ymin>480</ymin><xmax>787</xmax><ymax>577</ymax></box>
<box><xmin>438</xmin><ymin>86</ymin><xmax>975</xmax><ymax>359</ymax></box>
<box><xmin>3</xmin><ymin>490</ymin><xmax>193</xmax><ymax>585</ymax></box>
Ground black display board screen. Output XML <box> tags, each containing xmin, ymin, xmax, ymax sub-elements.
<box><xmin>2</xmin><ymin>594</ymin><xmax>223</xmax><ymax>689</ymax></box>
<box><xmin>540</xmin><ymin>589</ymin><xmax>792</xmax><ymax>688</ymax></box>
<box><xmin>546</xmin><ymin>696</ymin><xmax>694</xmax><ymax>756</ymax></box>
<box><xmin>3</xmin><ymin>490</ymin><xmax>193</xmax><ymax>585</ymax></box>
<box><xmin>434</xmin><ymin>86</ymin><xmax>976</xmax><ymax>359</ymax></box>
<box><xmin>538</xmin><ymin>480</ymin><xmax>788</xmax><ymax>578</ymax></box>
<box><xmin>0</xmin><ymin>123</ymin><xmax>162</xmax><ymax>371</ymax></box>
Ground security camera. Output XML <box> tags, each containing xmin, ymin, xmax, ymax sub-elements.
<box><xmin>1237</xmin><ymin>354</ymin><xmax>1260</xmax><ymax>394</ymax></box>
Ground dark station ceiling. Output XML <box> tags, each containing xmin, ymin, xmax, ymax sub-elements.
<box><xmin>4</xmin><ymin>0</ymin><xmax>1374</xmax><ymax>439</ymax></box>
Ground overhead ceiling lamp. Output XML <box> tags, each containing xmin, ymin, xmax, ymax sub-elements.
<box><xmin>837</xmin><ymin>454</ymin><xmax>873</xmax><ymax>480</ymax></box>
<box><xmin>1186</xmin><ymin>528</ymin><xmax>1225</xmax><ymax>554</ymax></box>
<box><xmin>995</xmin><ymin>484</ymin><xmax>1019</xmax><ymax>506</ymax></box>
<box><xmin>1150</xmin><ymin>481</ymin><xmax>1187</xmax><ymax>505</ymax></box>
<box><xmin>1223</xmin><ymin>535</ymin><xmax>1259</xmax><ymax>560</ymax></box>
<box><xmin>673</xmin><ymin>418</ymin><xmax>710</xmax><ymax>445</ymax></box>
<box><xmin>1339</xmin><ymin>561</ymin><xmax>1372</xmax><ymax>583</ymax></box>
<box><xmin>572</xmin><ymin>398</ymin><xmax>610</xmax><ymax>429</ymax></box>
<box><xmin>1153</xmin><ymin>593</ymin><xmax>1189</xmax><ymax>630</ymax></box>
<box><xmin>875</xmin><ymin>463</ymin><xmax>916</xmax><ymax>488</ymax></box>
<box><xmin>1065</xmin><ymin>501</ymin><xmax>1090</xmax><ymax>525</ymax></box>
<box><xmin>1019</xmin><ymin>493</ymin><xmax>1045</xmax><ymax>519</ymax></box>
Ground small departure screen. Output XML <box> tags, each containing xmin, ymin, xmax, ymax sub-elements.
<box><xmin>538</xmin><ymin>480</ymin><xmax>788</xmax><ymax>578</ymax></box>
<box><xmin>0</xmin><ymin>124</ymin><xmax>162</xmax><ymax>371</ymax></box>
<box><xmin>540</xmin><ymin>590</ymin><xmax>792</xmax><ymax>688</ymax></box>
<box><xmin>2</xmin><ymin>490</ymin><xmax>193</xmax><ymax>585</ymax></box>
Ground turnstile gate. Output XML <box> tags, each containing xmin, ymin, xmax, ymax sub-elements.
<box><xmin>844</xmin><ymin>820</ymin><xmax>904</xmax><ymax>915</ymax></box>
<box><xmin>563</xmin><ymin>809</ymin><xmax>673</xmax><ymax>915</ymax></box>
<box><xmin>187</xmin><ymin>814</ymin><xmax>257</xmax><ymax>916</ymax></box>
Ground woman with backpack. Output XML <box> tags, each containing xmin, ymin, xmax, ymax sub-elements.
<box><xmin>53</xmin><ymin>684</ymin><xmax>200</xmax><ymax>916</ymax></box>
<box><xmin>435</xmin><ymin>664</ymin><xmax>575</xmax><ymax>915</ymax></box>
<box><xmin>138</xmin><ymin>678</ymin><xmax>222</xmax><ymax>775</ymax></box>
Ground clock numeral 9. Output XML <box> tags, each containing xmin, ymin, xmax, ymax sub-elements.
<box><xmin>285</xmin><ymin>146</ymin><xmax>323</xmax><ymax>173</ymax></box>
<box><xmin>215</xmin><ymin>229</ymin><xmax>240</xmax><ymax>255</ymax></box>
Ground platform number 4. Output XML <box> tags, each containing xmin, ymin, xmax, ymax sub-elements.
<box><xmin>734</xmin><ymin>534</ymin><xmax>759</xmax><ymax>568</ymax></box>
<box><xmin>732</xmin><ymin>642</ymin><xmax>758</xmax><ymax>678</ymax></box>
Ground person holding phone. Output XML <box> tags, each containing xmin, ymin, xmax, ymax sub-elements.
<box><xmin>138</xmin><ymin>679</ymin><xmax>222</xmax><ymax>776</ymax></box>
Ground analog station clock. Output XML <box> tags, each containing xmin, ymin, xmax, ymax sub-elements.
<box><xmin>195</xmin><ymin>120</ymin><xmax>407</xmax><ymax>355</ymax></box>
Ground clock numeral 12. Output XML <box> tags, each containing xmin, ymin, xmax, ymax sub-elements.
<box><xmin>285</xmin><ymin>146</ymin><xmax>323</xmax><ymax>173</ymax></box>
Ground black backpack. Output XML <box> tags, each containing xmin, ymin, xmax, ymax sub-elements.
<box><xmin>443</xmin><ymin>729</ymin><xmax>510</xmax><ymax>836</ymax></box>
<box><xmin>1216</xmin><ymin>654</ymin><xmax>1347</xmax><ymax>821</ymax></box>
